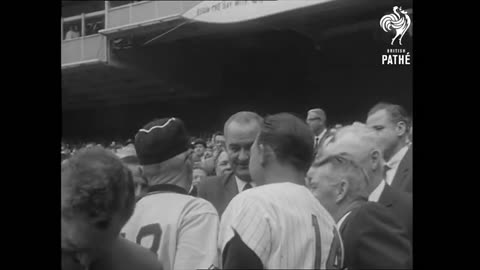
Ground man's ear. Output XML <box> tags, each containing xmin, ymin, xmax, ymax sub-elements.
<box><xmin>258</xmin><ymin>143</ymin><xmax>268</xmax><ymax>167</ymax></box>
<box><xmin>138</xmin><ymin>166</ymin><xmax>148</xmax><ymax>185</ymax></box>
<box><xmin>396</xmin><ymin>121</ymin><xmax>407</xmax><ymax>137</ymax></box>
<box><xmin>370</xmin><ymin>149</ymin><xmax>382</xmax><ymax>172</ymax></box>
<box><xmin>335</xmin><ymin>179</ymin><xmax>349</xmax><ymax>203</ymax></box>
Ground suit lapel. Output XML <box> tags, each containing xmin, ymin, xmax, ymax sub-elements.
<box><xmin>391</xmin><ymin>147</ymin><xmax>412</xmax><ymax>189</ymax></box>
<box><xmin>378</xmin><ymin>184</ymin><xmax>394</xmax><ymax>207</ymax></box>
<box><xmin>339</xmin><ymin>200</ymin><xmax>364</xmax><ymax>233</ymax></box>
<box><xmin>223</xmin><ymin>172</ymin><xmax>239</xmax><ymax>199</ymax></box>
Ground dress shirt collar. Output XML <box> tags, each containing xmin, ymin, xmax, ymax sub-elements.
<box><xmin>235</xmin><ymin>176</ymin><xmax>256</xmax><ymax>193</ymax></box>
<box><xmin>316</xmin><ymin>129</ymin><xmax>327</xmax><ymax>141</ymax></box>
<box><xmin>387</xmin><ymin>144</ymin><xmax>410</xmax><ymax>169</ymax></box>
<box><xmin>368</xmin><ymin>180</ymin><xmax>386</xmax><ymax>202</ymax></box>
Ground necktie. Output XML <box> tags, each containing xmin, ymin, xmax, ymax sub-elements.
<box><xmin>243</xmin><ymin>182</ymin><xmax>252</xmax><ymax>191</ymax></box>
<box><xmin>315</xmin><ymin>137</ymin><xmax>320</xmax><ymax>148</ymax></box>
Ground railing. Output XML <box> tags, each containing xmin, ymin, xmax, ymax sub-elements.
<box><xmin>61</xmin><ymin>34</ymin><xmax>107</xmax><ymax>66</ymax></box>
<box><xmin>61</xmin><ymin>1</ymin><xmax>202</xmax><ymax>67</ymax></box>
<box><xmin>62</xmin><ymin>10</ymin><xmax>106</xmax><ymax>41</ymax></box>
<box><xmin>106</xmin><ymin>1</ymin><xmax>201</xmax><ymax>29</ymax></box>
<box><xmin>62</xmin><ymin>1</ymin><xmax>202</xmax><ymax>40</ymax></box>
<box><xmin>62</xmin><ymin>4</ymin><xmax>108</xmax><ymax>67</ymax></box>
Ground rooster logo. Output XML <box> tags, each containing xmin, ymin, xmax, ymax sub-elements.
<box><xmin>380</xmin><ymin>6</ymin><xmax>411</xmax><ymax>45</ymax></box>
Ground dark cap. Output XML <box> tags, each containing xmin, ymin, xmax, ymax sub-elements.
<box><xmin>134</xmin><ymin>117</ymin><xmax>189</xmax><ymax>165</ymax></box>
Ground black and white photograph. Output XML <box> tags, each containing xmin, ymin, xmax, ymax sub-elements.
<box><xmin>61</xmin><ymin>1</ymin><xmax>413</xmax><ymax>269</ymax></box>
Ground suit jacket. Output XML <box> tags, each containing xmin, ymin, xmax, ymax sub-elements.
<box><xmin>339</xmin><ymin>201</ymin><xmax>412</xmax><ymax>269</ymax></box>
<box><xmin>314</xmin><ymin>129</ymin><xmax>333</xmax><ymax>158</ymax></box>
<box><xmin>90</xmin><ymin>238</ymin><xmax>163</xmax><ymax>270</ymax></box>
<box><xmin>391</xmin><ymin>145</ymin><xmax>413</xmax><ymax>193</ymax></box>
<box><xmin>378</xmin><ymin>184</ymin><xmax>413</xmax><ymax>244</ymax></box>
<box><xmin>196</xmin><ymin>171</ymin><xmax>238</xmax><ymax>217</ymax></box>
<box><xmin>188</xmin><ymin>185</ymin><xmax>198</xmax><ymax>197</ymax></box>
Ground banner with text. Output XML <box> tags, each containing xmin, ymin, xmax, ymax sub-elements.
<box><xmin>183</xmin><ymin>0</ymin><xmax>334</xmax><ymax>24</ymax></box>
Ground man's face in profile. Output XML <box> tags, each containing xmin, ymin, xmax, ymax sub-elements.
<box><xmin>366</xmin><ymin>109</ymin><xmax>400</xmax><ymax>160</ymax></box>
<box><xmin>306</xmin><ymin>165</ymin><xmax>339</xmax><ymax>217</ymax></box>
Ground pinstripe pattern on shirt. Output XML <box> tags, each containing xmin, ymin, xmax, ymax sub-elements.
<box><xmin>219</xmin><ymin>182</ymin><xmax>340</xmax><ymax>269</ymax></box>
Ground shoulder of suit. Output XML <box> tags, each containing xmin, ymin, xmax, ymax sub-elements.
<box><xmin>384</xmin><ymin>185</ymin><xmax>412</xmax><ymax>205</ymax></box>
<box><xmin>198</xmin><ymin>174</ymin><xmax>228</xmax><ymax>188</ymax></box>
<box><xmin>403</xmin><ymin>145</ymin><xmax>413</xmax><ymax>160</ymax></box>
<box><xmin>353</xmin><ymin>202</ymin><xmax>403</xmax><ymax>229</ymax></box>
<box><xmin>94</xmin><ymin>238</ymin><xmax>163</xmax><ymax>270</ymax></box>
<box><xmin>392</xmin><ymin>189</ymin><xmax>413</xmax><ymax>207</ymax></box>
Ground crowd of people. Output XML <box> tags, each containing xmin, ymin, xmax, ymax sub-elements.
<box><xmin>61</xmin><ymin>102</ymin><xmax>413</xmax><ymax>270</ymax></box>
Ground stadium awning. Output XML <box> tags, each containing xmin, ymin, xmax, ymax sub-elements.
<box><xmin>181</xmin><ymin>0</ymin><xmax>335</xmax><ymax>24</ymax></box>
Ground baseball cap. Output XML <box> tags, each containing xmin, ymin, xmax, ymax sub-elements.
<box><xmin>134</xmin><ymin>117</ymin><xmax>189</xmax><ymax>165</ymax></box>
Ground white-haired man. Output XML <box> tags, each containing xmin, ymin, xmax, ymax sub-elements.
<box><xmin>307</xmin><ymin>149</ymin><xmax>412</xmax><ymax>269</ymax></box>
<box><xmin>324</xmin><ymin>123</ymin><xmax>412</xmax><ymax>243</ymax></box>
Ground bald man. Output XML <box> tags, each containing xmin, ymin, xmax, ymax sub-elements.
<box><xmin>197</xmin><ymin>111</ymin><xmax>263</xmax><ymax>216</ymax></box>
<box><xmin>323</xmin><ymin>123</ymin><xmax>412</xmax><ymax>244</ymax></box>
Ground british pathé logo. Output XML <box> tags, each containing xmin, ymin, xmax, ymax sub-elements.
<box><xmin>380</xmin><ymin>6</ymin><xmax>411</xmax><ymax>65</ymax></box>
<box><xmin>380</xmin><ymin>6</ymin><xmax>411</xmax><ymax>46</ymax></box>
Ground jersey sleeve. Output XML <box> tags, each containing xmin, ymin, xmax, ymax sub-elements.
<box><xmin>222</xmin><ymin>231</ymin><xmax>264</xmax><ymax>269</ymax></box>
<box><xmin>173</xmin><ymin>199</ymin><xmax>220</xmax><ymax>270</ymax></box>
<box><xmin>218</xmin><ymin>194</ymin><xmax>272</xmax><ymax>267</ymax></box>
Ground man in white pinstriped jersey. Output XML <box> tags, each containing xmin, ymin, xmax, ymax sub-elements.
<box><xmin>218</xmin><ymin>113</ymin><xmax>344</xmax><ymax>269</ymax></box>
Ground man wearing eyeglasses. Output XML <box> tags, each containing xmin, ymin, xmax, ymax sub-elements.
<box><xmin>306</xmin><ymin>129</ymin><xmax>412</xmax><ymax>269</ymax></box>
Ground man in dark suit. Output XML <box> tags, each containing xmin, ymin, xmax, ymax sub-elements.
<box><xmin>196</xmin><ymin>111</ymin><xmax>263</xmax><ymax>216</ymax></box>
<box><xmin>307</xmin><ymin>153</ymin><xmax>412</xmax><ymax>269</ymax></box>
<box><xmin>378</xmin><ymin>183</ymin><xmax>413</xmax><ymax>243</ymax></box>
<box><xmin>306</xmin><ymin>108</ymin><xmax>330</xmax><ymax>157</ymax></box>
<box><xmin>366</xmin><ymin>102</ymin><xmax>412</xmax><ymax>193</ymax></box>
<box><xmin>389</xmin><ymin>146</ymin><xmax>412</xmax><ymax>193</ymax></box>
<box><xmin>324</xmin><ymin>123</ymin><xmax>413</xmax><ymax>244</ymax></box>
